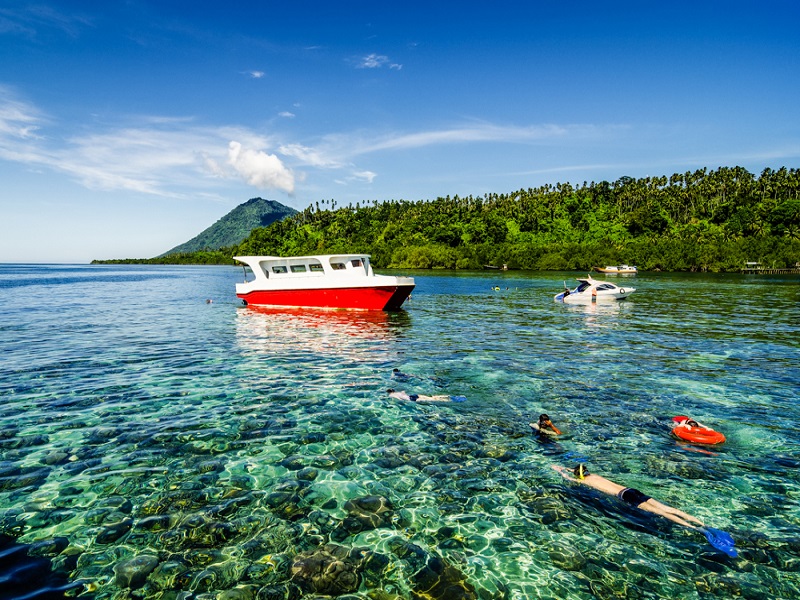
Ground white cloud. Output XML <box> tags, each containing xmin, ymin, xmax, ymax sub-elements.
<box><xmin>356</xmin><ymin>123</ymin><xmax>574</xmax><ymax>154</ymax></box>
<box><xmin>249</xmin><ymin>70</ymin><xmax>265</xmax><ymax>78</ymax></box>
<box><xmin>278</xmin><ymin>111</ymin><xmax>295</xmax><ymax>118</ymax></box>
<box><xmin>203</xmin><ymin>154</ymin><xmax>227</xmax><ymax>177</ymax></box>
<box><xmin>355</xmin><ymin>53</ymin><xmax>402</xmax><ymax>70</ymax></box>
<box><xmin>0</xmin><ymin>86</ymin><xmax>44</xmax><ymax>142</ymax></box>
<box><xmin>359</xmin><ymin>53</ymin><xmax>388</xmax><ymax>68</ymax></box>
<box><xmin>353</xmin><ymin>170</ymin><xmax>376</xmax><ymax>183</ymax></box>
<box><xmin>0</xmin><ymin>87</ymin><xmax>631</xmax><ymax>201</ymax></box>
<box><xmin>0</xmin><ymin>90</ymin><xmax>297</xmax><ymax>198</ymax></box>
<box><xmin>227</xmin><ymin>141</ymin><xmax>294</xmax><ymax>193</ymax></box>
<box><xmin>279</xmin><ymin>143</ymin><xmax>341</xmax><ymax>168</ymax></box>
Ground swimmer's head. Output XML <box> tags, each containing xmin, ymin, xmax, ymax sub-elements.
<box><xmin>539</xmin><ymin>414</ymin><xmax>551</xmax><ymax>423</ymax></box>
<box><xmin>392</xmin><ymin>368</ymin><xmax>400</xmax><ymax>373</ymax></box>
<box><xmin>574</xmin><ymin>464</ymin><xmax>589</xmax><ymax>480</ymax></box>
<box><xmin>386</xmin><ymin>388</ymin><xmax>395</xmax><ymax>393</ymax></box>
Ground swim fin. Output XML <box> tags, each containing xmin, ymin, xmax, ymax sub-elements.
<box><xmin>701</xmin><ymin>527</ymin><xmax>737</xmax><ymax>557</ymax></box>
<box><xmin>450</xmin><ymin>395</ymin><xmax>467</xmax><ymax>403</ymax></box>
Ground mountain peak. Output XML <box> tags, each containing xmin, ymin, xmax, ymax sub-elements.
<box><xmin>159</xmin><ymin>197</ymin><xmax>296</xmax><ymax>257</ymax></box>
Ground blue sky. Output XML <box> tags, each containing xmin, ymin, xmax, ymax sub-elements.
<box><xmin>1</xmin><ymin>1</ymin><xmax>798</xmax><ymax>262</ymax></box>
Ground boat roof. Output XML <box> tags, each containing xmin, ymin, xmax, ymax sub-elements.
<box><xmin>235</xmin><ymin>254</ymin><xmax>371</xmax><ymax>263</ymax></box>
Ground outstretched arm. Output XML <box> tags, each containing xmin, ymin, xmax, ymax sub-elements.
<box><xmin>552</xmin><ymin>465</ymin><xmax>576</xmax><ymax>481</ymax></box>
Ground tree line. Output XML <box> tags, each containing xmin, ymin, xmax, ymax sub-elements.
<box><xmin>96</xmin><ymin>166</ymin><xmax>800</xmax><ymax>272</ymax></box>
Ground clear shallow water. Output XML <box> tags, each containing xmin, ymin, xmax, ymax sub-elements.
<box><xmin>1</xmin><ymin>264</ymin><xmax>799</xmax><ymax>600</ymax></box>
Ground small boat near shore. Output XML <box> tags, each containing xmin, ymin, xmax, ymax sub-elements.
<box><xmin>593</xmin><ymin>265</ymin><xmax>638</xmax><ymax>274</ymax></box>
<box><xmin>554</xmin><ymin>275</ymin><xmax>635</xmax><ymax>303</ymax></box>
<box><xmin>234</xmin><ymin>254</ymin><xmax>415</xmax><ymax>310</ymax></box>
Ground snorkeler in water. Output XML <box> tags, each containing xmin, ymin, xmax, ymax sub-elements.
<box><xmin>552</xmin><ymin>463</ymin><xmax>737</xmax><ymax>557</ymax></box>
<box><xmin>386</xmin><ymin>389</ymin><xmax>466</xmax><ymax>403</ymax></box>
<box><xmin>530</xmin><ymin>414</ymin><xmax>562</xmax><ymax>436</ymax></box>
<box><xmin>391</xmin><ymin>368</ymin><xmax>446</xmax><ymax>388</ymax></box>
<box><xmin>391</xmin><ymin>368</ymin><xmax>414</xmax><ymax>383</ymax></box>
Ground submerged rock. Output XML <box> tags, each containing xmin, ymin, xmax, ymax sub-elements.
<box><xmin>290</xmin><ymin>545</ymin><xmax>361</xmax><ymax>595</ymax></box>
<box><xmin>548</xmin><ymin>541</ymin><xmax>587</xmax><ymax>571</ymax></box>
<box><xmin>296</xmin><ymin>467</ymin><xmax>318</xmax><ymax>481</ymax></box>
<box><xmin>279</xmin><ymin>455</ymin><xmax>305</xmax><ymax>470</ymax></box>
<box><xmin>114</xmin><ymin>553</ymin><xmax>159</xmax><ymax>589</ymax></box>
<box><xmin>409</xmin><ymin>554</ymin><xmax>477</xmax><ymax>600</ymax></box>
<box><xmin>343</xmin><ymin>495</ymin><xmax>393</xmax><ymax>530</ymax></box>
<box><xmin>95</xmin><ymin>517</ymin><xmax>133</xmax><ymax>544</ymax></box>
<box><xmin>255</xmin><ymin>582</ymin><xmax>303</xmax><ymax>600</ymax></box>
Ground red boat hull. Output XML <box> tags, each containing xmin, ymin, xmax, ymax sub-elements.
<box><xmin>237</xmin><ymin>284</ymin><xmax>414</xmax><ymax>310</ymax></box>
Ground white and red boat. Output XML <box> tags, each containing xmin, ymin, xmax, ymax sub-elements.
<box><xmin>593</xmin><ymin>264</ymin><xmax>638</xmax><ymax>275</ymax></box>
<box><xmin>234</xmin><ymin>254</ymin><xmax>415</xmax><ymax>310</ymax></box>
<box><xmin>554</xmin><ymin>275</ymin><xmax>635</xmax><ymax>303</ymax></box>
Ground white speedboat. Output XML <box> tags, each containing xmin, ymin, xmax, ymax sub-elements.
<box><xmin>234</xmin><ymin>254</ymin><xmax>415</xmax><ymax>310</ymax></box>
<box><xmin>554</xmin><ymin>275</ymin><xmax>635</xmax><ymax>303</ymax></box>
<box><xmin>593</xmin><ymin>264</ymin><xmax>637</xmax><ymax>274</ymax></box>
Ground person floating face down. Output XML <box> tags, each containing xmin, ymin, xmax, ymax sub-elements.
<box><xmin>531</xmin><ymin>413</ymin><xmax>562</xmax><ymax>435</ymax></box>
<box><xmin>386</xmin><ymin>389</ymin><xmax>465</xmax><ymax>403</ymax></box>
<box><xmin>552</xmin><ymin>463</ymin><xmax>737</xmax><ymax>557</ymax></box>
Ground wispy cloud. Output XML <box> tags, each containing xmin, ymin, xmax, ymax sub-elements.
<box><xmin>279</xmin><ymin>143</ymin><xmax>341</xmax><ymax>168</ymax></box>
<box><xmin>0</xmin><ymin>88</ymin><xmax>296</xmax><ymax>197</ymax></box>
<box><xmin>0</xmin><ymin>86</ymin><xmax>44</xmax><ymax>141</ymax></box>
<box><xmin>359</xmin><ymin>53</ymin><xmax>387</xmax><ymax>68</ymax></box>
<box><xmin>357</xmin><ymin>124</ymin><xmax>573</xmax><ymax>153</ymax></box>
<box><xmin>248</xmin><ymin>70</ymin><xmax>265</xmax><ymax>78</ymax></box>
<box><xmin>357</xmin><ymin>53</ymin><xmax>402</xmax><ymax>70</ymax></box>
<box><xmin>0</xmin><ymin>87</ymin><xmax>639</xmax><ymax>199</ymax></box>
<box><xmin>352</xmin><ymin>170</ymin><xmax>377</xmax><ymax>183</ymax></box>
<box><xmin>278</xmin><ymin>111</ymin><xmax>295</xmax><ymax>118</ymax></box>
<box><xmin>0</xmin><ymin>5</ymin><xmax>92</xmax><ymax>39</ymax></box>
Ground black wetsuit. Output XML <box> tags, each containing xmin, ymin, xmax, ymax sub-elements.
<box><xmin>617</xmin><ymin>487</ymin><xmax>651</xmax><ymax>507</ymax></box>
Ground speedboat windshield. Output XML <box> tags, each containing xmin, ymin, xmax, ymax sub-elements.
<box><xmin>576</xmin><ymin>282</ymin><xmax>591</xmax><ymax>292</ymax></box>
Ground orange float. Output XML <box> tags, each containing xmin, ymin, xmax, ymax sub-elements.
<box><xmin>671</xmin><ymin>415</ymin><xmax>726</xmax><ymax>445</ymax></box>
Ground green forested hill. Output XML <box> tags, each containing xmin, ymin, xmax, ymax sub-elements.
<box><xmin>97</xmin><ymin>167</ymin><xmax>800</xmax><ymax>271</ymax></box>
<box><xmin>159</xmin><ymin>197</ymin><xmax>296</xmax><ymax>256</ymax></box>
<box><xmin>233</xmin><ymin>166</ymin><xmax>799</xmax><ymax>272</ymax></box>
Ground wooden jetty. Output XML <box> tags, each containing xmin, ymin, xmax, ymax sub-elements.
<box><xmin>741</xmin><ymin>261</ymin><xmax>800</xmax><ymax>274</ymax></box>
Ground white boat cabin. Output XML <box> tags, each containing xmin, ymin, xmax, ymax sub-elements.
<box><xmin>235</xmin><ymin>254</ymin><xmax>375</xmax><ymax>284</ymax></box>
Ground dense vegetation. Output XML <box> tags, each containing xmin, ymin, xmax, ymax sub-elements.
<box><xmin>235</xmin><ymin>166</ymin><xmax>800</xmax><ymax>272</ymax></box>
<box><xmin>91</xmin><ymin>250</ymin><xmax>233</xmax><ymax>265</ymax></box>
<box><xmin>96</xmin><ymin>167</ymin><xmax>800</xmax><ymax>271</ymax></box>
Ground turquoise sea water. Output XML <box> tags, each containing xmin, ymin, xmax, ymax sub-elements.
<box><xmin>0</xmin><ymin>264</ymin><xmax>798</xmax><ymax>600</ymax></box>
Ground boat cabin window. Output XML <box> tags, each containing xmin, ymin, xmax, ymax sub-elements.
<box><xmin>240</xmin><ymin>265</ymin><xmax>256</xmax><ymax>281</ymax></box>
<box><xmin>576</xmin><ymin>282</ymin><xmax>590</xmax><ymax>292</ymax></box>
<box><xmin>351</xmin><ymin>259</ymin><xmax>362</xmax><ymax>267</ymax></box>
<box><xmin>596</xmin><ymin>284</ymin><xmax>615</xmax><ymax>291</ymax></box>
<box><xmin>309</xmin><ymin>263</ymin><xmax>324</xmax><ymax>272</ymax></box>
<box><xmin>331</xmin><ymin>262</ymin><xmax>346</xmax><ymax>270</ymax></box>
<box><xmin>272</xmin><ymin>266</ymin><xmax>288</xmax><ymax>274</ymax></box>
<box><xmin>290</xmin><ymin>265</ymin><xmax>307</xmax><ymax>273</ymax></box>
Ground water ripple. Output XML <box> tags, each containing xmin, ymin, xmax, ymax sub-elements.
<box><xmin>0</xmin><ymin>266</ymin><xmax>798</xmax><ymax>599</ymax></box>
